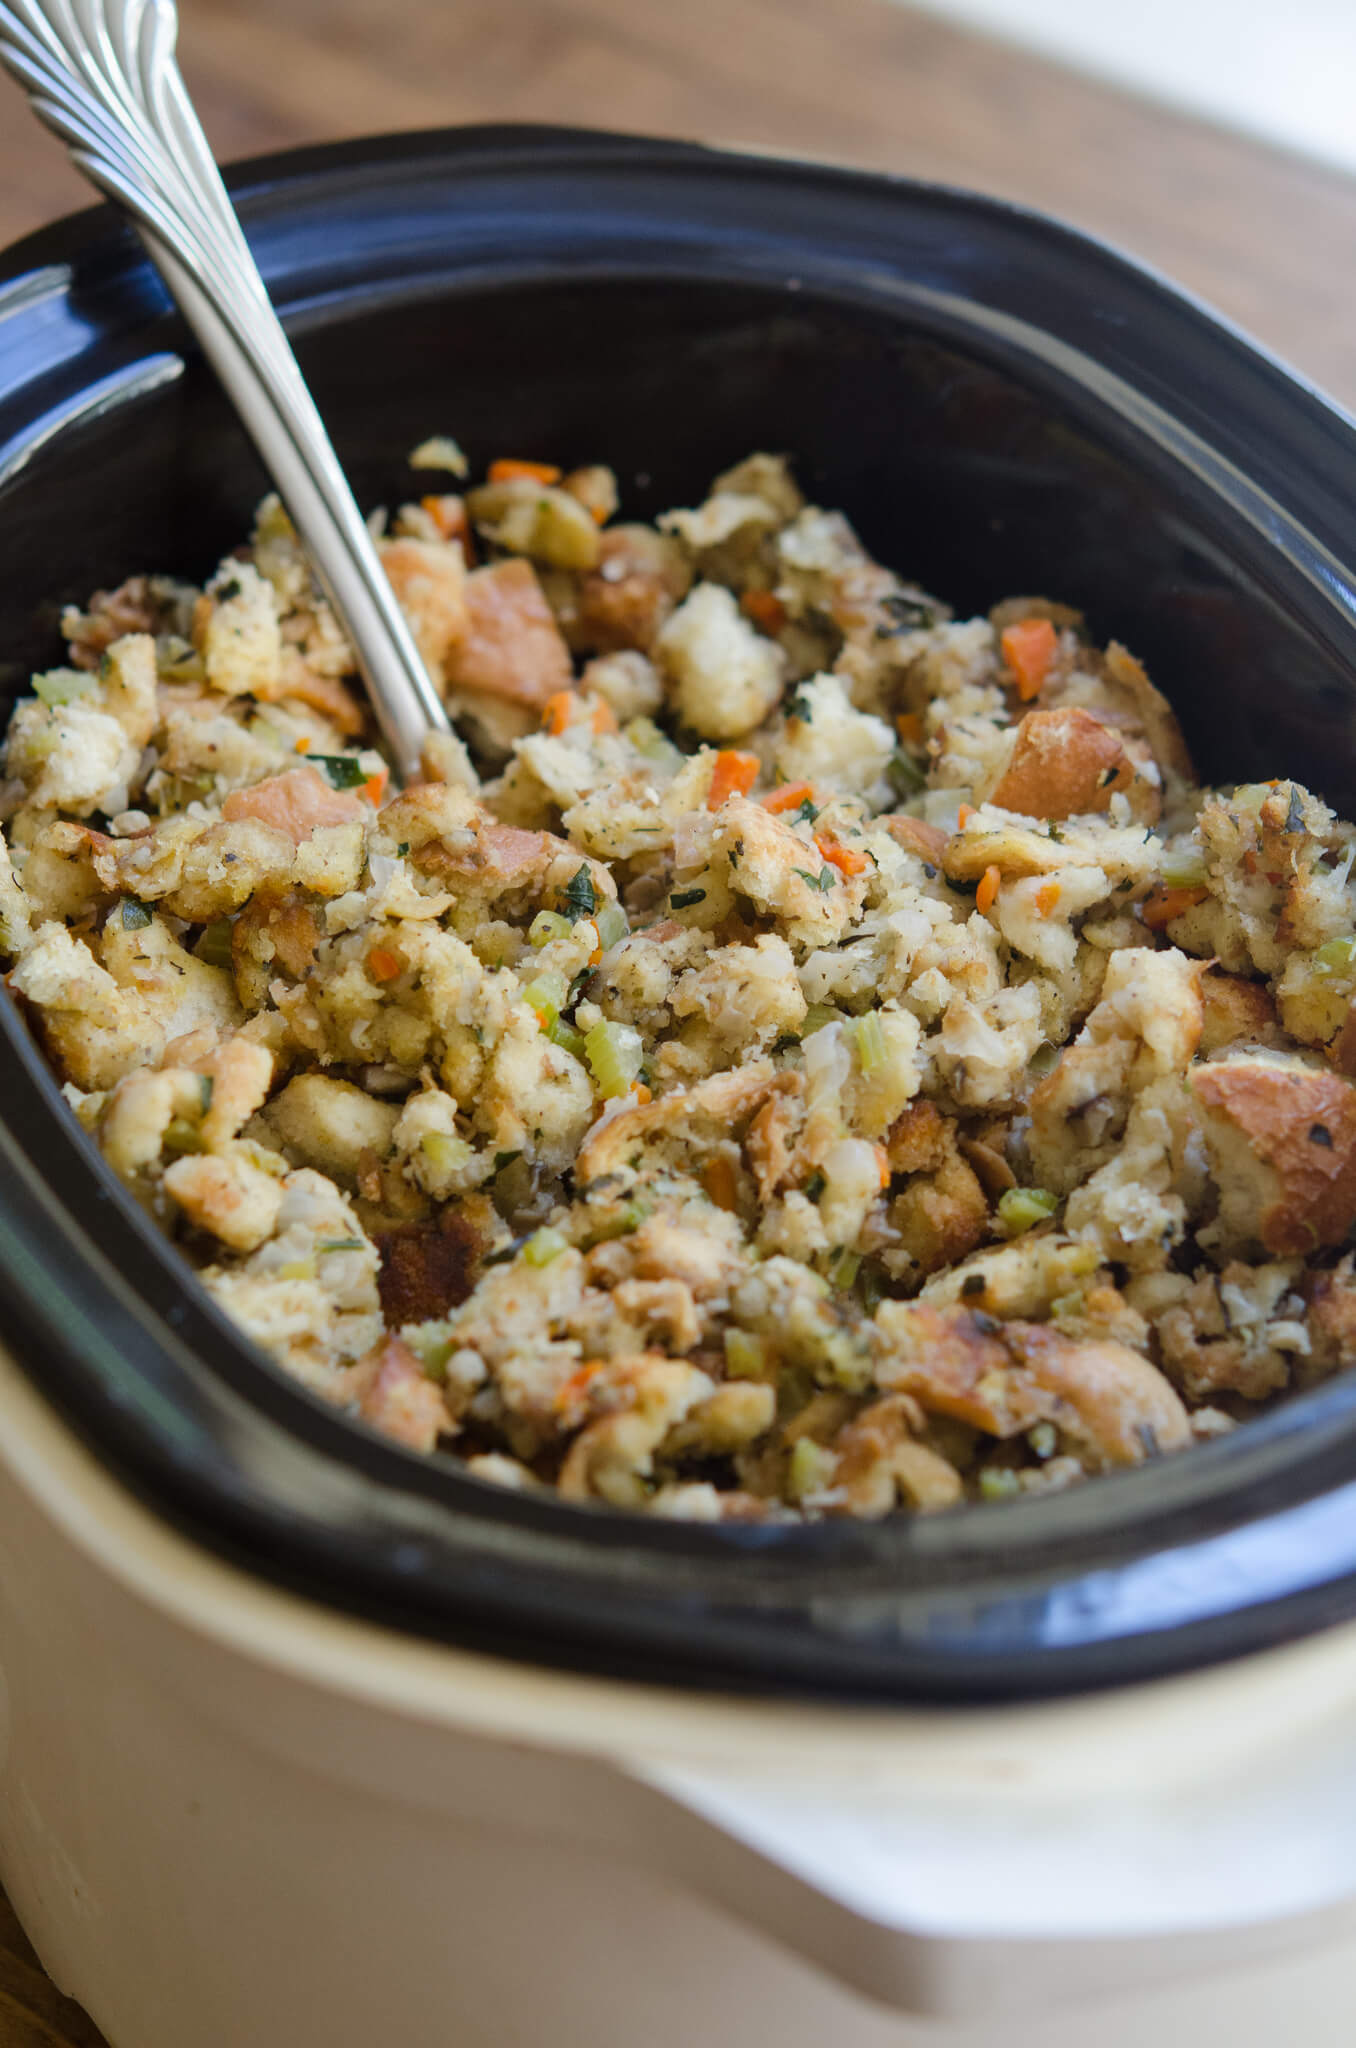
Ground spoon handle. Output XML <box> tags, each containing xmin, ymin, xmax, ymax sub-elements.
<box><xmin>0</xmin><ymin>0</ymin><xmax>465</xmax><ymax>785</ymax></box>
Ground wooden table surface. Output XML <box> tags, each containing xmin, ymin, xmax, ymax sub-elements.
<box><xmin>3</xmin><ymin>1</ymin><xmax>1356</xmax><ymax>2041</ymax></box>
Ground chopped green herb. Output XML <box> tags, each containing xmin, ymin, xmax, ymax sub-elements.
<box><xmin>396</xmin><ymin>841</ymin><xmax>410</xmax><ymax>857</ymax></box>
<box><xmin>121</xmin><ymin>898</ymin><xmax>152</xmax><ymax>931</ymax></box>
<box><xmin>560</xmin><ymin>864</ymin><xmax>598</xmax><ymax>922</ymax></box>
<box><xmin>308</xmin><ymin>753</ymin><xmax>367</xmax><ymax>790</ymax></box>
<box><xmin>796</xmin><ymin>796</ymin><xmax>820</xmax><ymax>823</ymax></box>
<box><xmin>804</xmin><ymin>1170</ymin><xmax>827</xmax><ymax>1203</ymax></box>
<box><xmin>483</xmin><ymin>1235</ymin><xmax>528</xmax><ymax>1267</ymax></box>
<box><xmin>197</xmin><ymin>1074</ymin><xmax>215</xmax><ymax>1114</ymax></box>
<box><xmin>318</xmin><ymin>1238</ymin><xmax>365</xmax><ymax>1253</ymax></box>
<box><xmin>670</xmin><ymin>887</ymin><xmax>707</xmax><ymax>909</ymax></box>
<box><xmin>1285</xmin><ymin>785</ymin><xmax>1305</xmax><ymax>835</ymax></box>
<box><xmin>493</xmin><ymin>1150</ymin><xmax>522</xmax><ymax>1174</ymax></box>
<box><xmin>793</xmin><ymin>866</ymin><xmax>835</xmax><ymax>893</ymax></box>
<box><xmin>886</xmin><ymin>750</ymin><xmax>927</xmax><ymax>797</ymax></box>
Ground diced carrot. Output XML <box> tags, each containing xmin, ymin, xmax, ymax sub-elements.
<box><xmin>762</xmin><ymin>780</ymin><xmax>818</xmax><ymax>815</ymax></box>
<box><xmin>895</xmin><ymin>711</ymin><xmax>924</xmax><ymax>745</ymax></box>
<box><xmin>816</xmin><ymin>833</ymin><xmax>870</xmax><ymax>879</ymax></box>
<box><xmin>707</xmin><ymin>749</ymin><xmax>760</xmax><ymax>810</ymax></box>
<box><xmin>976</xmin><ymin>864</ymin><xmax>1001</xmax><ymax>914</ymax></box>
<box><xmin>740</xmin><ymin>589</ymin><xmax>787</xmax><ymax>636</ymax></box>
<box><xmin>294</xmin><ymin>735</ymin><xmax>311</xmax><ymax>754</ymax></box>
<box><xmin>367</xmin><ymin>946</ymin><xmax>402</xmax><ymax>982</ymax></box>
<box><xmin>702</xmin><ymin>1155</ymin><xmax>739</xmax><ymax>1211</ymax></box>
<box><xmin>554</xmin><ymin>1359</ymin><xmax>604</xmax><ymax>1418</ymax></box>
<box><xmin>957</xmin><ymin>803</ymin><xmax>975</xmax><ymax>828</ymax></box>
<box><xmin>1035</xmin><ymin>880</ymin><xmax>1061</xmax><ymax>916</ymax></box>
<box><xmin>362</xmin><ymin>764</ymin><xmax>390</xmax><ymax>807</ymax></box>
<box><xmin>420</xmin><ymin>494</ymin><xmax>473</xmax><ymax>558</ymax></box>
<box><xmin>633</xmin><ymin>1084</ymin><xmax>653</xmax><ymax>1105</ymax></box>
<box><xmin>1001</xmin><ymin>617</ymin><xmax>1058</xmax><ymax>702</ymax></box>
<box><xmin>873</xmin><ymin>1143</ymin><xmax>892</xmax><ymax>1190</ymax></box>
<box><xmin>488</xmin><ymin>458</ymin><xmax>562</xmax><ymax>485</ymax></box>
<box><xmin>541</xmin><ymin>689</ymin><xmax>577</xmax><ymax>737</ymax></box>
<box><xmin>590</xmin><ymin>699</ymin><xmax>618</xmax><ymax>735</ymax></box>
<box><xmin>1141</xmin><ymin>884</ymin><xmax>1209</xmax><ymax>931</ymax></box>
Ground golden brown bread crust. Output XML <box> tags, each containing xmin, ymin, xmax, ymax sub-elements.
<box><xmin>1190</xmin><ymin>1056</ymin><xmax>1356</xmax><ymax>1255</ymax></box>
<box><xmin>875</xmin><ymin>1301</ymin><xmax>1190</xmax><ymax>1465</ymax></box>
<box><xmin>881</xmin><ymin>813</ymin><xmax>950</xmax><ymax>866</ymax></box>
<box><xmin>987</xmin><ymin>706</ymin><xmax>1133</xmax><ymax>820</ymax></box>
<box><xmin>443</xmin><ymin>558</ymin><xmax>572</xmax><ymax>709</ymax></box>
<box><xmin>1199</xmin><ymin>967</ymin><xmax>1283</xmax><ymax>1055</ymax></box>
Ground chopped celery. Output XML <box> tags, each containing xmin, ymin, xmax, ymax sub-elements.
<box><xmin>979</xmin><ymin>1466</ymin><xmax>1022</xmax><ymax>1501</ymax></box>
<box><xmin>33</xmin><ymin>669</ymin><xmax>97</xmax><ymax>707</ymax></box>
<box><xmin>420</xmin><ymin>1131</ymin><xmax>473</xmax><ymax>1174</ymax></box>
<box><xmin>828</xmin><ymin>1247</ymin><xmax>861</xmax><ymax>1291</ymax></box>
<box><xmin>624</xmin><ymin>717</ymin><xmax>684</xmax><ymax>772</ymax></box>
<box><xmin>276</xmin><ymin>1255</ymin><xmax>317</xmax><ymax>1281</ymax></box>
<box><xmin>162</xmin><ymin>1118</ymin><xmax>205</xmax><ymax>1155</ymax></box>
<box><xmin>1028</xmin><ymin>1422</ymin><xmax>1058</xmax><ymax>1460</ymax></box>
<box><xmin>522</xmin><ymin>1226</ymin><xmax>569</xmax><ymax>1267</ymax></box>
<box><xmin>529</xmin><ymin>910</ymin><xmax>573</xmax><ymax>948</ymax></box>
<box><xmin>849</xmin><ymin>1011</ymin><xmax>887</xmax><ymax>1074</ymax></box>
<box><xmin>195</xmin><ymin>919</ymin><xmax>234</xmax><ymax>969</ymax></box>
<box><xmin>724</xmin><ymin>1329</ymin><xmax>773</xmax><ymax>1380</ymax></box>
<box><xmin>787</xmin><ymin>1437</ymin><xmax>838</xmax><ymax>1501</ymax></box>
<box><xmin>1314</xmin><ymin>936</ymin><xmax>1356</xmax><ymax>978</ymax></box>
<box><xmin>800</xmin><ymin>1003</ymin><xmax>838</xmax><ymax>1039</ymax></box>
<box><xmin>594</xmin><ymin>901</ymin><xmax>629</xmax><ymax>950</ymax></box>
<box><xmin>522</xmin><ymin>970</ymin><xmax>568</xmax><ymax>1028</ymax></box>
<box><xmin>1159</xmin><ymin>845</ymin><xmax>1209</xmax><ymax>889</ymax></box>
<box><xmin>579</xmin><ymin>1203</ymin><xmax>647</xmax><ymax>1248</ymax></box>
<box><xmin>547</xmin><ymin>1018</ymin><xmax>587</xmax><ymax>1060</ymax></box>
<box><xmin>997</xmin><ymin>1186</ymin><xmax>1058</xmax><ymax>1236</ymax></box>
<box><xmin>584</xmin><ymin>1019</ymin><xmax>644</xmax><ymax>1099</ymax></box>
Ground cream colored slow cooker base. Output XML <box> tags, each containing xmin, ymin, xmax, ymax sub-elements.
<box><xmin>3</xmin><ymin>1341</ymin><xmax>1356</xmax><ymax>2046</ymax></box>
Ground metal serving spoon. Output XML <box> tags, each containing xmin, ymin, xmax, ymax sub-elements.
<box><xmin>0</xmin><ymin>0</ymin><xmax>463</xmax><ymax>786</ymax></box>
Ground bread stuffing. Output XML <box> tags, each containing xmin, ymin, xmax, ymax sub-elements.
<box><xmin>5</xmin><ymin>448</ymin><xmax>1356</xmax><ymax>1519</ymax></box>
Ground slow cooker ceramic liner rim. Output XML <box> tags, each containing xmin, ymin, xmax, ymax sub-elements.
<box><xmin>4</xmin><ymin>124</ymin><xmax>1356</xmax><ymax>1699</ymax></box>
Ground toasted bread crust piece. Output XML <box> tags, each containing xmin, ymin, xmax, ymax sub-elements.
<box><xmin>1191</xmin><ymin>1054</ymin><xmax>1356</xmax><ymax>1255</ymax></box>
<box><xmin>987</xmin><ymin>706</ymin><xmax>1133</xmax><ymax>820</ymax></box>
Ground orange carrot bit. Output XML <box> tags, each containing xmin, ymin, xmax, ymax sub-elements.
<box><xmin>294</xmin><ymin>735</ymin><xmax>311</xmax><ymax>753</ymax></box>
<box><xmin>541</xmin><ymin>689</ymin><xmax>578</xmax><ymax>737</ymax></box>
<box><xmin>762</xmin><ymin>780</ymin><xmax>818</xmax><ymax>815</ymax></box>
<box><xmin>362</xmin><ymin>764</ymin><xmax>390</xmax><ymax>808</ymax></box>
<box><xmin>590</xmin><ymin>699</ymin><xmax>619</xmax><ymax>736</ymax></box>
<box><xmin>707</xmin><ymin>749</ymin><xmax>761</xmax><ymax>810</ymax></box>
<box><xmin>554</xmin><ymin>1359</ymin><xmax>604</xmax><ymax>1418</ymax></box>
<box><xmin>957</xmin><ymin>803</ymin><xmax>975</xmax><ymax>828</ymax></box>
<box><xmin>420</xmin><ymin>494</ymin><xmax>473</xmax><ymax>555</ymax></box>
<box><xmin>739</xmin><ymin>588</ymin><xmax>787</xmax><ymax>637</ymax></box>
<box><xmin>367</xmin><ymin>946</ymin><xmax>402</xmax><ymax>982</ymax></box>
<box><xmin>1001</xmin><ymin>617</ymin><xmax>1058</xmax><ymax>702</ymax></box>
<box><xmin>1141</xmin><ymin>883</ymin><xmax>1209</xmax><ymax>931</ymax></box>
<box><xmin>895</xmin><ymin>711</ymin><xmax>924</xmax><ymax>746</ymax></box>
<box><xmin>816</xmin><ymin>833</ymin><xmax>870</xmax><ymax>879</ymax></box>
<box><xmin>1034</xmin><ymin>880</ymin><xmax>1061</xmax><ymax>916</ymax></box>
<box><xmin>975</xmin><ymin>864</ymin><xmax>1002</xmax><ymax>914</ymax></box>
<box><xmin>488</xmin><ymin>458</ymin><xmax>562</xmax><ymax>486</ymax></box>
<box><xmin>873</xmin><ymin>1142</ymin><xmax>892</xmax><ymax>1190</ymax></box>
<box><xmin>633</xmin><ymin>1084</ymin><xmax>653</xmax><ymax>1106</ymax></box>
<box><xmin>702</xmin><ymin>1155</ymin><xmax>739</xmax><ymax>1211</ymax></box>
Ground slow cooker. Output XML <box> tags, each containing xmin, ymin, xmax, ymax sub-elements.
<box><xmin>4</xmin><ymin>125</ymin><xmax>1356</xmax><ymax>2047</ymax></box>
